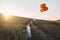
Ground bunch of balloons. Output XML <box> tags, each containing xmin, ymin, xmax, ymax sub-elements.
<box><xmin>40</xmin><ymin>3</ymin><xmax>48</xmax><ymax>12</ymax></box>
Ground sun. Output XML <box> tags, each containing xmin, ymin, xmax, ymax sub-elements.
<box><xmin>4</xmin><ymin>13</ymin><xmax>10</xmax><ymax>21</ymax></box>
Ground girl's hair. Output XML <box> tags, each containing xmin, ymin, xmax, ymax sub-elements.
<box><xmin>25</xmin><ymin>22</ymin><xmax>28</xmax><ymax>25</ymax></box>
<box><xmin>25</xmin><ymin>19</ymin><xmax>32</xmax><ymax>25</ymax></box>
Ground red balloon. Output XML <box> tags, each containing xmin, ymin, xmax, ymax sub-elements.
<box><xmin>40</xmin><ymin>3</ymin><xmax>46</xmax><ymax>8</ymax></box>
<box><xmin>43</xmin><ymin>7</ymin><xmax>48</xmax><ymax>11</ymax></box>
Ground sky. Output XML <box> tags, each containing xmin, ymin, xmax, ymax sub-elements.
<box><xmin>0</xmin><ymin>0</ymin><xmax>60</xmax><ymax>20</ymax></box>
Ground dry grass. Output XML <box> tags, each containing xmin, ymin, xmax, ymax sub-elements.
<box><xmin>0</xmin><ymin>14</ymin><xmax>60</xmax><ymax>40</ymax></box>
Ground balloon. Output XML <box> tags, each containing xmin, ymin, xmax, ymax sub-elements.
<box><xmin>43</xmin><ymin>7</ymin><xmax>48</xmax><ymax>11</ymax></box>
<box><xmin>40</xmin><ymin>3</ymin><xmax>46</xmax><ymax>8</ymax></box>
<box><xmin>40</xmin><ymin>9</ymin><xmax>44</xmax><ymax>12</ymax></box>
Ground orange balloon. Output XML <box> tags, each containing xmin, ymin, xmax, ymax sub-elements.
<box><xmin>40</xmin><ymin>9</ymin><xmax>44</xmax><ymax>12</ymax></box>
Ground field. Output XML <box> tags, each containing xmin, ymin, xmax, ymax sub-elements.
<box><xmin>0</xmin><ymin>14</ymin><xmax>60</xmax><ymax>40</ymax></box>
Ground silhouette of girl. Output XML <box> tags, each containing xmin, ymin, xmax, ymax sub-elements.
<box><xmin>25</xmin><ymin>20</ymin><xmax>32</xmax><ymax>40</ymax></box>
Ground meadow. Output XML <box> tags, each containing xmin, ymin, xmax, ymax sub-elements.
<box><xmin>0</xmin><ymin>14</ymin><xmax>60</xmax><ymax>40</ymax></box>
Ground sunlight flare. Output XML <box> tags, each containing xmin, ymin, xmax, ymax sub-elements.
<box><xmin>4</xmin><ymin>13</ymin><xmax>10</xmax><ymax>21</ymax></box>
